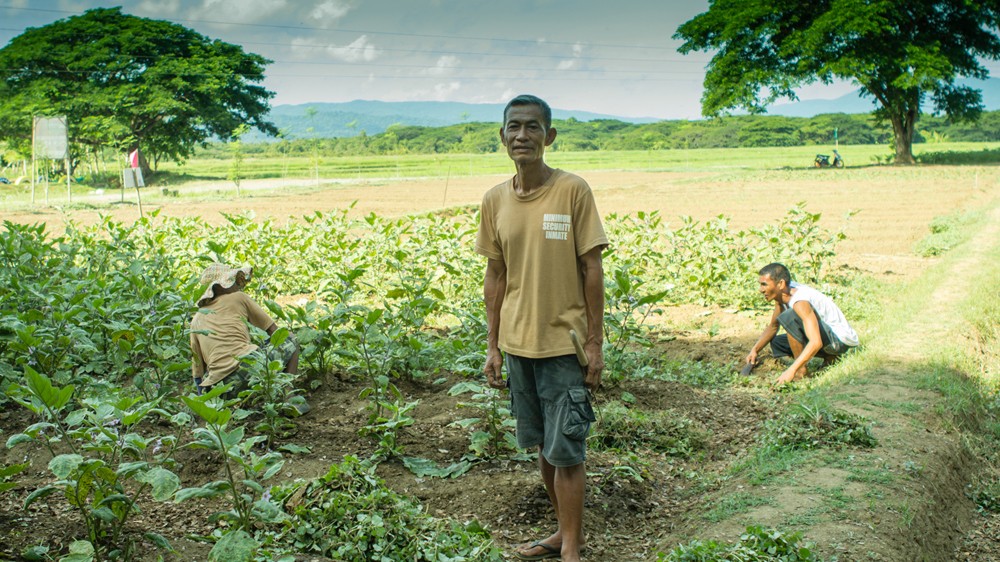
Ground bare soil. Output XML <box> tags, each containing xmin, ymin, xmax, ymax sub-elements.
<box><xmin>1</xmin><ymin>166</ymin><xmax>998</xmax><ymax>561</ymax></box>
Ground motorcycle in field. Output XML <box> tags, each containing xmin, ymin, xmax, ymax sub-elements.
<box><xmin>814</xmin><ymin>149</ymin><xmax>844</xmax><ymax>168</ymax></box>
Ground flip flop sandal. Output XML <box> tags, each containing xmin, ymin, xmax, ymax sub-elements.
<box><xmin>514</xmin><ymin>541</ymin><xmax>560</xmax><ymax>560</ymax></box>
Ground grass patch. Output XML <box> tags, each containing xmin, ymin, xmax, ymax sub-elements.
<box><xmin>780</xmin><ymin>485</ymin><xmax>855</xmax><ymax>528</ymax></box>
<box><xmin>730</xmin><ymin>446</ymin><xmax>812</xmax><ymax>487</ymax></box>
<box><xmin>913</xmin><ymin>209</ymin><xmax>983</xmax><ymax>257</ymax></box>
<box><xmin>848</xmin><ymin>463</ymin><xmax>896</xmax><ymax>486</ymax></box>
<box><xmin>868</xmin><ymin>399</ymin><xmax>921</xmax><ymax>414</ymax></box>
<box><xmin>914</xmin><ymin>360</ymin><xmax>992</xmax><ymax>432</ymax></box>
<box><xmin>957</xmin><ymin>227</ymin><xmax>1000</xmax><ymax>517</ymax></box>
<box><xmin>725</xmin><ymin>395</ymin><xmax>876</xmax><ymax>487</ymax></box>
<box><xmin>702</xmin><ymin>492</ymin><xmax>776</xmax><ymax>523</ymax></box>
<box><xmin>816</xmin><ymin>485</ymin><xmax>855</xmax><ymax>514</ymax></box>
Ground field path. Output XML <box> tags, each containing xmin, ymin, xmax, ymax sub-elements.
<box><xmin>671</xmin><ymin>203</ymin><xmax>1000</xmax><ymax>561</ymax></box>
<box><xmin>885</xmin><ymin>205</ymin><xmax>1000</xmax><ymax>359</ymax></box>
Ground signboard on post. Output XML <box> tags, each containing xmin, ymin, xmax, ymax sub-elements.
<box><xmin>32</xmin><ymin>116</ymin><xmax>71</xmax><ymax>204</ymax></box>
<box><xmin>33</xmin><ymin>117</ymin><xmax>68</xmax><ymax>159</ymax></box>
<box><xmin>123</xmin><ymin>149</ymin><xmax>146</xmax><ymax>218</ymax></box>
<box><xmin>122</xmin><ymin>167</ymin><xmax>145</xmax><ymax>188</ymax></box>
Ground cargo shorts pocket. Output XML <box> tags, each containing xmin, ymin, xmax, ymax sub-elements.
<box><xmin>562</xmin><ymin>388</ymin><xmax>596</xmax><ymax>441</ymax></box>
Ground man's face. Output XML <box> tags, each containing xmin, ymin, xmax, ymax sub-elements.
<box><xmin>500</xmin><ymin>104</ymin><xmax>555</xmax><ymax>165</ymax></box>
<box><xmin>758</xmin><ymin>274</ymin><xmax>784</xmax><ymax>302</ymax></box>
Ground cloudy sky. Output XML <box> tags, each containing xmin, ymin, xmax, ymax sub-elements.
<box><xmin>0</xmin><ymin>0</ymin><xmax>863</xmax><ymax>119</ymax></box>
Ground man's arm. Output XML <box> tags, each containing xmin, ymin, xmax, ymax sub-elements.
<box><xmin>746</xmin><ymin>303</ymin><xmax>781</xmax><ymax>365</ymax></box>
<box><xmin>483</xmin><ymin>257</ymin><xmax>507</xmax><ymax>389</ymax></box>
<box><xmin>579</xmin><ymin>246</ymin><xmax>605</xmax><ymax>390</ymax></box>
<box><xmin>779</xmin><ymin>300</ymin><xmax>824</xmax><ymax>381</ymax></box>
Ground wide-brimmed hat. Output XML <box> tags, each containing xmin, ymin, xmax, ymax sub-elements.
<box><xmin>197</xmin><ymin>263</ymin><xmax>252</xmax><ymax>306</ymax></box>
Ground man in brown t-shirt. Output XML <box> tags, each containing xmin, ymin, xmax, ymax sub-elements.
<box><xmin>190</xmin><ymin>264</ymin><xmax>299</xmax><ymax>398</ymax></box>
<box><xmin>477</xmin><ymin>95</ymin><xmax>608</xmax><ymax>562</ymax></box>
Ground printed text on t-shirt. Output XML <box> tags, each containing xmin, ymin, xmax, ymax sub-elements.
<box><xmin>542</xmin><ymin>213</ymin><xmax>571</xmax><ymax>240</ymax></box>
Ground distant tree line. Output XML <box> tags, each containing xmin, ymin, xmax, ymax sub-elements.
<box><xmin>195</xmin><ymin>111</ymin><xmax>1000</xmax><ymax>158</ymax></box>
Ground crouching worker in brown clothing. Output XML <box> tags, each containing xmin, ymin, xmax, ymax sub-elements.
<box><xmin>190</xmin><ymin>263</ymin><xmax>303</xmax><ymax>411</ymax></box>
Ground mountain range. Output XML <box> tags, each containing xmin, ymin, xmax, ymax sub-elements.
<box><xmin>250</xmin><ymin>78</ymin><xmax>1000</xmax><ymax>141</ymax></box>
<box><xmin>244</xmin><ymin>100</ymin><xmax>660</xmax><ymax>141</ymax></box>
<box><xmin>768</xmin><ymin>77</ymin><xmax>1000</xmax><ymax>118</ymax></box>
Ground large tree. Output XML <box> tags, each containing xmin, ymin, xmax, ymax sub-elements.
<box><xmin>674</xmin><ymin>0</ymin><xmax>1000</xmax><ymax>164</ymax></box>
<box><xmin>0</xmin><ymin>7</ymin><xmax>277</xmax><ymax>175</ymax></box>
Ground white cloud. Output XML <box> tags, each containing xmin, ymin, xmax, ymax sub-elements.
<box><xmin>556</xmin><ymin>42</ymin><xmax>584</xmax><ymax>70</ymax></box>
<box><xmin>400</xmin><ymin>81</ymin><xmax>462</xmax><ymax>102</ymax></box>
<box><xmin>132</xmin><ymin>0</ymin><xmax>349</xmax><ymax>28</ymax></box>
<box><xmin>196</xmin><ymin>0</ymin><xmax>289</xmax><ymax>24</ymax></box>
<box><xmin>422</xmin><ymin>55</ymin><xmax>460</xmax><ymax>76</ymax></box>
<box><xmin>433</xmin><ymin>81</ymin><xmax>462</xmax><ymax>99</ymax></box>
<box><xmin>132</xmin><ymin>0</ymin><xmax>183</xmax><ymax>17</ymax></box>
<box><xmin>310</xmin><ymin>0</ymin><xmax>350</xmax><ymax>25</ymax></box>
<box><xmin>326</xmin><ymin>35</ymin><xmax>379</xmax><ymax>62</ymax></box>
<box><xmin>471</xmin><ymin>88</ymin><xmax>518</xmax><ymax>105</ymax></box>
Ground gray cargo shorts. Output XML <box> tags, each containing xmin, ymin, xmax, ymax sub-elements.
<box><xmin>505</xmin><ymin>353</ymin><xmax>595</xmax><ymax>467</ymax></box>
<box><xmin>771</xmin><ymin>307</ymin><xmax>852</xmax><ymax>358</ymax></box>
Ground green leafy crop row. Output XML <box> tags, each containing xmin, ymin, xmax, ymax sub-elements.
<box><xmin>0</xmin><ymin>203</ymin><xmax>851</xmax><ymax>560</ymax></box>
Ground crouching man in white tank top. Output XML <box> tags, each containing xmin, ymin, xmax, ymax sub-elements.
<box><xmin>744</xmin><ymin>262</ymin><xmax>859</xmax><ymax>385</ymax></box>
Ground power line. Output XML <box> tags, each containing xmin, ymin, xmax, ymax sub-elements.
<box><xmin>250</xmin><ymin>39</ymin><xmax>707</xmax><ymax>66</ymax></box>
<box><xmin>0</xmin><ymin>4</ymin><xmax>681</xmax><ymax>53</ymax></box>
<box><xmin>0</xmin><ymin>65</ymin><xmax>705</xmax><ymax>82</ymax></box>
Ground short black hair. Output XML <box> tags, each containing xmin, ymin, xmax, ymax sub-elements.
<box><xmin>759</xmin><ymin>262</ymin><xmax>791</xmax><ymax>285</ymax></box>
<box><xmin>503</xmin><ymin>94</ymin><xmax>552</xmax><ymax>130</ymax></box>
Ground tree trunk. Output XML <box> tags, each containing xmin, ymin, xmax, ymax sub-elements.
<box><xmin>890</xmin><ymin>108</ymin><xmax>918</xmax><ymax>165</ymax></box>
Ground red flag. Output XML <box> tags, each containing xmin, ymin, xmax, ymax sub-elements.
<box><xmin>128</xmin><ymin>149</ymin><xmax>139</xmax><ymax>168</ymax></box>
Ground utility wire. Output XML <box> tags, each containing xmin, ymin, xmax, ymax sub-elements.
<box><xmin>0</xmin><ymin>4</ymin><xmax>683</xmax><ymax>53</ymax></box>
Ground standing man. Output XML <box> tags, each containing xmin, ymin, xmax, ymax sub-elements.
<box><xmin>744</xmin><ymin>262</ymin><xmax>859</xmax><ymax>385</ymax></box>
<box><xmin>477</xmin><ymin>94</ymin><xmax>608</xmax><ymax>562</ymax></box>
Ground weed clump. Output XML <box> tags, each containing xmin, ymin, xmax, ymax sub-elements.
<box><xmin>971</xmin><ymin>478</ymin><xmax>1000</xmax><ymax>513</ymax></box>
<box><xmin>267</xmin><ymin>456</ymin><xmax>499</xmax><ymax>560</ymax></box>
<box><xmin>764</xmin><ymin>402</ymin><xmax>877</xmax><ymax>450</ymax></box>
<box><xmin>591</xmin><ymin>401</ymin><xmax>708</xmax><ymax>457</ymax></box>
<box><xmin>658</xmin><ymin>525</ymin><xmax>819</xmax><ymax>561</ymax></box>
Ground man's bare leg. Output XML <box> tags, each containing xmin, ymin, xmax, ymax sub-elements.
<box><xmin>517</xmin><ymin>450</ymin><xmax>585</xmax><ymax>559</ymax></box>
<box><xmin>554</xmin><ymin>462</ymin><xmax>586</xmax><ymax>561</ymax></box>
<box><xmin>786</xmin><ymin>335</ymin><xmax>809</xmax><ymax>379</ymax></box>
<box><xmin>775</xmin><ymin>336</ymin><xmax>809</xmax><ymax>384</ymax></box>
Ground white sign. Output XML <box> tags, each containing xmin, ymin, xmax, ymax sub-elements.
<box><xmin>33</xmin><ymin>116</ymin><xmax>68</xmax><ymax>159</ymax></box>
<box><xmin>123</xmin><ymin>168</ymin><xmax>145</xmax><ymax>188</ymax></box>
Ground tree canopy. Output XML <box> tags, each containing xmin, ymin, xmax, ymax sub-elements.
<box><xmin>674</xmin><ymin>0</ymin><xmax>1000</xmax><ymax>164</ymax></box>
<box><xmin>0</xmin><ymin>7</ymin><xmax>277</xmax><ymax>172</ymax></box>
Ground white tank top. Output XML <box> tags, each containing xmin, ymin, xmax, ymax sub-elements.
<box><xmin>788</xmin><ymin>283</ymin><xmax>859</xmax><ymax>346</ymax></box>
